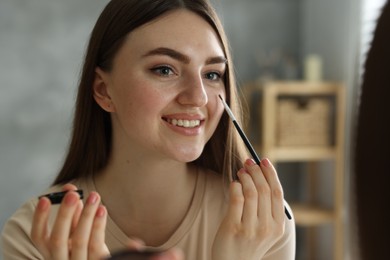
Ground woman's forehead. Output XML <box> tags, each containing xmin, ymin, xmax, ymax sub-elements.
<box><xmin>122</xmin><ymin>9</ymin><xmax>225</xmax><ymax>57</ymax></box>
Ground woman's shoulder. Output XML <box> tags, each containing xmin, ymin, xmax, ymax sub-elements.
<box><xmin>1</xmin><ymin>185</ymin><xmax>60</xmax><ymax>259</ymax></box>
<box><xmin>1</xmin><ymin>183</ymin><xmax>68</xmax><ymax>239</ymax></box>
<box><xmin>3</xmin><ymin>183</ymin><xmax>65</xmax><ymax>227</ymax></box>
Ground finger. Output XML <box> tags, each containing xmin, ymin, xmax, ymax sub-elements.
<box><xmin>71</xmin><ymin>200</ymin><xmax>84</xmax><ymax>234</ymax></box>
<box><xmin>86</xmin><ymin>205</ymin><xmax>110</xmax><ymax>260</ymax></box>
<box><xmin>31</xmin><ymin>197</ymin><xmax>51</xmax><ymax>258</ymax></box>
<box><xmin>70</xmin><ymin>192</ymin><xmax>101</xmax><ymax>260</ymax></box>
<box><xmin>260</xmin><ymin>158</ymin><xmax>285</xmax><ymax>221</ymax></box>
<box><xmin>237</xmin><ymin>165</ymin><xmax>258</xmax><ymax>225</ymax></box>
<box><xmin>226</xmin><ymin>181</ymin><xmax>244</xmax><ymax>225</ymax></box>
<box><xmin>60</xmin><ymin>183</ymin><xmax>84</xmax><ymax>233</ymax></box>
<box><xmin>150</xmin><ymin>248</ymin><xmax>185</xmax><ymax>260</ymax></box>
<box><xmin>244</xmin><ymin>159</ymin><xmax>272</xmax><ymax>219</ymax></box>
<box><xmin>50</xmin><ymin>191</ymin><xmax>80</xmax><ymax>259</ymax></box>
<box><xmin>61</xmin><ymin>183</ymin><xmax>78</xmax><ymax>192</ymax></box>
<box><xmin>126</xmin><ymin>237</ymin><xmax>146</xmax><ymax>251</ymax></box>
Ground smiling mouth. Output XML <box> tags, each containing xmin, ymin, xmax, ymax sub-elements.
<box><xmin>163</xmin><ymin>118</ymin><xmax>201</xmax><ymax>128</ymax></box>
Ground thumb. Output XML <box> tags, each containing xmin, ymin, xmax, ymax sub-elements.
<box><xmin>126</xmin><ymin>237</ymin><xmax>146</xmax><ymax>251</ymax></box>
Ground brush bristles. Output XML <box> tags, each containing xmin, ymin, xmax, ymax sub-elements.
<box><xmin>218</xmin><ymin>95</ymin><xmax>237</xmax><ymax>121</ymax></box>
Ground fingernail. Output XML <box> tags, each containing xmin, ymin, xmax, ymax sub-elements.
<box><xmin>65</xmin><ymin>193</ymin><xmax>78</xmax><ymax>205</ymax></box>
<box><xmin>150</xmin><ymin>252</ymin><xmax>170</xmax><ymax>260</ymax></box>
<box><xmin>131</xmin><ymin>237</ymin><xmax>145</xmax><ymax>246</ymax></box>
<box><xmin>127</xmin><ymin>237</ymin><xmax>145</xmax><ymax>251</ymax></box>
<box><xmin>261</xmin><ymin>158</ymin><xmax>270</xmax><ymax>167</ymax></box>
<box><xmin>95</xmin><ymin>205</ymin><xmax>106</xmax><ymax>218</ymax></box>
<box><xmin>245</xmin><ymin>158</ymin><xmax>256</xmax><ymax>166</ymax></box>
<box><xmin>38</xmin><ymin>197</ymin><xmax>50</xmax><ymax>211</ymax></box>
<box><xmin>238</xmin><ymin>168</ymin><xmax>247</xmax><ymax>175</ymax></box>
<box><xmin>87</xmin><ymin>192</ymin><xmax>99</xmax><ymax>205</ymax></box>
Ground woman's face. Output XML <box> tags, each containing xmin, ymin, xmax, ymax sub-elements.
<box><xmin>96</xmin><ymin>9</ymin><xmax>227</xmax><ymax>163</ymax></box>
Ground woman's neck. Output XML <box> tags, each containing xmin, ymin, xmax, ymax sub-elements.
<box><xmin>93</xmin><ymin>154</ymin><xmax>198</xmax><ymax>246</ymax></box>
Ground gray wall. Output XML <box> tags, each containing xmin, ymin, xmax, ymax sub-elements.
<box><xmin>1</xmin><ymin>0</ymin><xmax>359</xmax><ymax>259</ymax></box>
<box><xmin>213</xmin><ymin>0</ymin><xmax>301</xmax><ymax>82</ymax></box>
<box><xmin>0</xmin><ymin>1</ymin><xmax>108</xmax><ymax>258</ymax></box>
<box><xmin>301</xmin><ymin>0</ymin><xmax>360</xmax><ymax>259</ymax></box>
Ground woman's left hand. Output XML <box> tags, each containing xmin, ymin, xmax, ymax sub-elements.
<box><xmin>212</xmin><ymin>158</ymin><xmax>285</xmax><ymax>260</ymax></box>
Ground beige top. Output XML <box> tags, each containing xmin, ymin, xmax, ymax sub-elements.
<box><xmin>2</xmin><ymin>171</ymin><xmax>295</xmax><ymax>260</ymax></box>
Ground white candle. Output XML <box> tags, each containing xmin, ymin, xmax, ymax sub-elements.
<box><xmin>304</xmin><ymin>54</ymin><xmax>323</xmax><ymax>82</ymax></box>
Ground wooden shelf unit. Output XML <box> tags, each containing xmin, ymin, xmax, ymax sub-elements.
<box><xmin>254</xmin><ymin>145</ymin><xmax>337</xmax><ymax>161</ymax></box>
<box><xmin>290</xmin><ymin>203</ymin><xmax>335</xmax><ymax>226</ymax></box>
<box><xmin>247</xmin><ymin>81</ymin><xmax>346</xmax><ymax>260</ymax></box>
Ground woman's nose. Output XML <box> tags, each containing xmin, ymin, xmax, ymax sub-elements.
<box><xmin>177</xmin><ymin>75</ymin><xmax>208</xmax><ymax>107</ymax></box>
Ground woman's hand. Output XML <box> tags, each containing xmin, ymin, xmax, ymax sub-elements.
<box><xmin>149</xmin><ymin>249</ymin><xmax>184</xmax><ymax>260</ymax></box>
<box><xmin>31</xmin><ymin>184</ymin><xmax>110</xmax><ymax>259</ymax></box>
<box><xmin>212</xmin><ymin>158</ymin><xmax>285</xmax><ymax>260</ymax></box>
<box><xmin>31</xmin><ymin>184</ymin><xmax>185</xmax><ymax>260</ymax></box>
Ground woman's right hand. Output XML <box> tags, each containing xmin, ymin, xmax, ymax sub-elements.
<box><xmin>31</xmin><ymin>184</ymin><xmax>110</xmax><ymax>259</ymax></box>
<box><xmin>31</xmin><ymin>184</ymin><xmax>185</xmax><ymax>260</ymax></box>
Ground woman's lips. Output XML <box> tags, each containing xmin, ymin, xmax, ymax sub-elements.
<box><xmin>164</xmin><ymin>118</ymin><xmax>201</xmax><ymax>128</ymax></box>
<box><xmin>162</xmin><ymin>115</ymin><xmax>205</xmax><ymax>136</ymax></box>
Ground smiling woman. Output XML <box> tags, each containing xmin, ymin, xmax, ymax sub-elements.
<box><xmin>1</xmin><ymin>1</ymin><xmax>295</xmax><ymax>260</ymax></box>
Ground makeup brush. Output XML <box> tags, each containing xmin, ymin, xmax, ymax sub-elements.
<box><xmin>219</xmin><ymin>94</ymin><xmax>292</xmax><ymax>220</ymax></box>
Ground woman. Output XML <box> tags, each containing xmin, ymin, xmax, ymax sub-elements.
<box><xmin>1</xmin><ymin>0</ymin><xmax>295</xmax><ymax>259</ymax></box>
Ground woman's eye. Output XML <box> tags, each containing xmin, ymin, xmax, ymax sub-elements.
<box><xmin>151</xmin><ymin>66</ymin><xmax>175</xmax><ymax>77</ymax></box>
<box><xmin>205</xmin><ymin>72</ymin><xmax>222</xmax><ymax>81</ymax></box>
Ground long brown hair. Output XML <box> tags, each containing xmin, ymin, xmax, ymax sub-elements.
<box><xmin>354</xmin><ymin>1</ymin><xmax>390</xmax><ymax>259</ymax></box>
<box><xmin>53</xmin><ymin>0</ymin><xmax>247</xmax><ymax>185</ymax></box>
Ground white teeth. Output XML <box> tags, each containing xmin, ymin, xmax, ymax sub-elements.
<box><xmin>168</xmin><ymin>119</ymin><xmax>200</xmax><ymax>128</ymax></box>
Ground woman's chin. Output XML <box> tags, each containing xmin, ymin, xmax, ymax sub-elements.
<box><xmin>171</xmin><ymin>147</ymin><xmax>204</xmax><ymax>163</ymax></box>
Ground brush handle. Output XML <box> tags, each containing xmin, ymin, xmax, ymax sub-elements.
<box><xmin>232</xmin><ymin>120</ymin><xmax>292</xmax><ymax>220</ymax></box>
<box><xmin>233</xmin><ymin>121</ymin><xmax>261</xmax><ymax>164</ymax></box>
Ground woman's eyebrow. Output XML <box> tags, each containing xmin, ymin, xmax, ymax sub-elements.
<box><xmin>142</xmin><ymin>47</ymin><xmax>227</xmax><ymax>65</ymax></box>
<box><xmin>142</xmin><ymin>47</ymin><xmax>190</xmax><ymax>64</ymax></box>
<box><xmin>206</xmin><ymin>56</ymin><xmax>228</xmax><ymax>65</ymax></box>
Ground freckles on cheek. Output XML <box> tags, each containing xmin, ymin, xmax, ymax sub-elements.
<box><xmin>208</xmin><ymin>104</ymin><xmax>224</xmax><ymax>131</ymax></box>
<box><xmin>216</xmin><ymin>107</ymin><xmax>224</xmax><ymax>124</ymax></box>
<box><xmin>128</xmin><ymin>91</ymin><xmax>163</xmax><ymax>120</ymax></box>
<box><xmin>208</xmin><ymin>88</ymin><xmax>225</xmax><ymax>111</ymax></box>
<box><xmin>125</xmin><ymin>98</ymin><xmax>148</xmax><ymax>117</ymax></box>
<box><xmin>215</xmin><ymin>96</ymin><xmax>225</xmax><ymax>118</ymax></box>
<box><xmin>125</xmin><ymin>83</ymin><xmax>154</xmax><ymax>108</ymax></box>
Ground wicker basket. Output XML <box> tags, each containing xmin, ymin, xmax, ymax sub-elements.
<box><xmin>276</xmin><ymin>97</ymin><xmax>332</xmax><ymax>146</ymax></box>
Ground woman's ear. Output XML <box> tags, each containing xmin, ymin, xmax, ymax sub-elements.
<box><xmin>93</xmin><ymin>67</ymin><xmax>115</xmax><ymax>112</ymax></box>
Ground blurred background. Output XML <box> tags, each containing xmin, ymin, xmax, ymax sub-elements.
<box><xmin>0</xmin><ymin>0</ymin><xmax>386</xmax><ymax>259</ymax></box>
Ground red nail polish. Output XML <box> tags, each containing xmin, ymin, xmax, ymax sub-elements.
<box><xmin>38</xmin><ymin>198</ymin><xmax>49</xmax><ymax>211</ymax></box>
<box><xmin>65</xmin><ymin>193</ymin><xmax>78</xmax><ymax>205</ymax></box>
<box><xmin>238</xmin><ymin>168</ymin><xmax>247</xmax><ymax>175</ymax></box>
<box><xmin>87</xmin><ymin>193</ymin><xmax>98</xmax><ymax>205</ymax></box>
<box><xmin>245</xmin><ymin>158</ymin><xmax>256</xmax><ymax>166</ymax></box>
<box><xmin>261</xmin><ymin>158</ymin><xmax>270</xmax><ymax>167</ymax></box>
<box><xmin>96</xmin><ymin>206</ymin><xmax>106</xmax><ymax>218</ymax></box>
